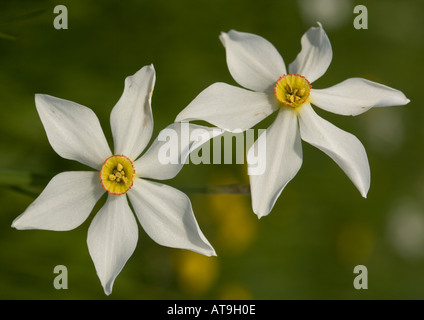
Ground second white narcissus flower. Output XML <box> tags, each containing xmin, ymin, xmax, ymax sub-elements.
<box><xmin>176</xmin><ymin>23</ymin><xmax>410</xmax><ymax>218</ymax></box>
<box><xmin>12</xmin><ymin>65</ymin><xmax>221</xmax><ymax>295</ymax></box>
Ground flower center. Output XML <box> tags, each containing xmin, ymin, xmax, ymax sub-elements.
<box><xmin>274</xmin><ymin>74</ymin><xmax>311</xmax><ymax>107</ymax></box>
<box><xmin>100</xmin><ymin>155</ymin><xmax>135</xmax><ymax>195</ymax></box>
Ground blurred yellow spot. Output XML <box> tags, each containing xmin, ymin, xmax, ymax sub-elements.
<box><xmin>218</xmin><ymin>283</ymin><xmax>253</xmax><ymax>300</ymax></box>
<box><xmin>208</xmin><ymin>169</ymin><xmax>257</xmax><ymax>254</ymax></box>
<box><xmin>210</xmin><ymin>194</ymin><xmax>256</xmax><ymax>254</ymax></box>
<box><xmin>337</xmin><ymin>222</ymin><xmax>375</xmax><ymax>264</ymax></box>
<box><xmin>174</xmin><ymin>251</ymin><xmax>219</xmax><ymax>296</ymax></box>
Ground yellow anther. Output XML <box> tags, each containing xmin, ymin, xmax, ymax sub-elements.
<box><xmin>286</xmin><ymin>83</ymin><xmax>293</xmax><ymax>93</ymax></box>
<box><xmin>117</xmin><ymin>163</ymin><xmax>123</xmax><ymax>172</ymax></box>
<box><xmin>109</xmin><ymin>174</ymin><xmax>116</xmax><ymax>181</ymax></box>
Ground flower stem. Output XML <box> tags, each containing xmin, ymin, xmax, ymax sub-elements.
<box><xmin>177</xmin><ymin>184</ymin><xmax>250</xmax><ymax>195</ymax></box>
<box><xmin>0</xmin><ymin>170</ymin><xmax>51</xmax><ymax>187</ymax></box>
<box><xmin>0</xmin><ymin>170</ymin><xmax>250</xmax><ymax>195</ymax></box>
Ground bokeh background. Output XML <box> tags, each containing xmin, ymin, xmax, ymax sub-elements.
<box><xmin>0</xmin><ymin>0</ymin><xmax>423</xmax><ymax>299</ymax></box>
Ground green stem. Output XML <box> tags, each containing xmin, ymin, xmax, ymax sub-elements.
<box><xmin>0</xmin><ymin>171</ymin><xmax>250</xmax><ymax>195</ymax></box>
<box><xmin>0</xmin><ymin>31</ymin><xmax>16</xmax><ymax>41</ymax></box>
<box><xmin>0</xmin><ymin>170</ymin><xmax>51</xmax><ymax>187</ymax></box>
<box><xmin>177</xmin><ymin>184</ymin><xmax>250</xmax><ymax>195</ymax></box>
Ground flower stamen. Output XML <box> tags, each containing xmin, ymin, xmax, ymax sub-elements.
<box><xmin>274</xmin><ymin>74</ymin><xmax>311</xmax><ymax>108</ymax></box>
<box><xmin>100</xmin><ymin>155</ymin><xmax>135</xmax><ymax>195</ymax></box>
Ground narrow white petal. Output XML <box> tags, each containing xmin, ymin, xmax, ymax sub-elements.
<box><xmin>220</xmin><ymin>30</ymin><xmax>287</xmax><ymax>92</ymax></box>
<box><xmin>311</xmin><ymin>78</ymin><xmax>410</xmax><ymax>116</ymax></box>
<box><xmin>175</xmin><ymin>82</ymin><xmax>276</xmax><ymax>132</ymax></box>
<box><xmin>87</xmin><ymin>194</ymin><xmax>138</xmax><ymax>296</ymax></box>
<box><xmin>35</xmin><ymin>94</ymin><xmax>112</xmax><ymax>169</ymax></box>
<box><xmin>12</xmin><ymin>171</ymin><xmax>104</xmax><ymax>231</ymax></box>
<box><xmin>128</xmin><ymin>179</ymin><xmax>216</xmax><ymax>256</ymax></box>
<box><xmin>298</xmin><ymin>104</ymin><xmax>370</xmax><ymax>197</ymax></box>
<box><xmin>248</xmin><ymin>108</ymin><xmax>302</xmax><ymax>218</ymax></box>
<box><xmin>289</xmin><ymin>23</ymin><xmax>332</xmax><ymax>83</ymax></box>
<box><xmin>134</xmin><ymin>122</ymin><xmax>224</xmax><ymax>180</ymax></box>
<box><xmin>110</xmin><ymin>65</ymin><xmax>156</xmax><ymax>159</ymax></box>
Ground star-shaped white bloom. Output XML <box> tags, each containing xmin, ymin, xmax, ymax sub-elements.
<box><xmin>176</xmin><ymin>24</ymin><xmax>410</xmax><ymax>218</ymax></box>
<box><xmin>12</xmin><ymin>65</ymin><xmax>220</xmax><ymax>295</ymax></box>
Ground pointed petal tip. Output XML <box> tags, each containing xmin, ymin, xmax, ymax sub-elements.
<box><xmin>219</xmin><ymin>31</ymin><xmax>228</xmax><ymax>46</ymax></box>
<box><xmin>255</xmin><ymin>210</ymin><xmax>269</xmax><ymax>220</ymax></box>
<box><xmin>131</xmin><ymin>64</ymin><xmax>156</xmax><ymax>80</ymax></box>
<box><xmin>34</xmin><ymin>93</ymin><xmax>48</xmax><ymax>105</ymax></box>
<box><xmin>221</xmin><ymin>29</ymin><xmax>235</xmax><ymax>35</ymax></box>
<box><xmin>144</xmin><ymin>63</ymin><xmax>155</xmax><ymax>74</ymax></box>
<box><xmin>11</xmin><ymin>221</ymin><xmax>35</xmax><ymax>231</ymax></box>
<box><xmin>219</xmin><ymin>29</ymin><xmax>243</xmax><ymax>45</ymax></box>
<box><xmin>104</xmin><ymin>287</ymin><xmax>112</xmax><ymax>296</ymax></box>
<box><xmin>11</xmin><ymin>216</ymin><xmax>28</xmax><ymax>230</ymax></box>
<box><xmin>34</xmin><ymin>93</ymin><xmax>56</xmax><ymax>106</ymax></box>
<box><xmin>196</xmin><ymin>246</ymin><xmax>217</xmax><ymax>257</ymax></box>
<box><xmin>359</xmin><ymin>182</ymin><xmax>369</xmax><ymax>199</ymax></box>
<box><xmin>397</xmin><ymin>91</ymin><xmax>410</xmax><ymax>106</ymax></box>
<box><xmin>138</xmin><ymin>63</ymin><xmax>156</xmax><ymax>75</ymax></box>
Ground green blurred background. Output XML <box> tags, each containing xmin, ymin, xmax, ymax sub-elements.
<box><xmin>0</xmin><ymin>0</ymin><xmax>423</xmax><ymax>299</ymax></box>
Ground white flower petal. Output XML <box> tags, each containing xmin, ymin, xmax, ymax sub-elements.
<box><xmin>298</xmin><ymin>104</ymin><xmax>370</xmax><ymax>197</ymax></box>
<box><xmin>248</xmin><ymin>108</ymin><xmax>303</xmax><ymax>218</ymax></box>
<box><xmin>311</xmin><ymin>77</ymin><xmax>410</xmax><ymax>116</ymax></box>
<box><xmin>87</xmin><ymin>194</ymin><xmax>138</xmax><ymax>296</ymax></box>
<box><xmin>35</xmin><ymin>94</ymin><xmax>112</xmax><ymax>169</ymax></box>
<box><xmin>110</xmin><ymin>65</ymin><xmax>156</xmax><ymax>159</ymax></box>
<box><xmin>134</xmin><ymin>122</ymin><xmax>224</xmax><ymax>180</ymax></box>
<box><xmin>12</xmin><ymin>171</ymin><xmax>104</xmax><ymax>231</ymax></box>
<box><xmin>289</xmin><ymin>23</ymin><xmax>332</xmax><ymax>83</ymax></box>
<box><xmin>220</xmin><ymin>30</ymin><xmax>287</xmax><ymax>92</ymax></box>
<box><xmin>128</xmin><ymin>178</ymin><xmax>216</xmax><ymax>256</ymax></box>
<box><xmin>175</xmin><ymin>82</ymin><xmax>276</xmax><ymax>132</ymax></box>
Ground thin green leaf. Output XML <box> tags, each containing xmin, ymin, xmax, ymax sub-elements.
<box><xmin>0</xmin><ymin>31</ymin><xmax>16</xmax><ymax>40</ymax></box>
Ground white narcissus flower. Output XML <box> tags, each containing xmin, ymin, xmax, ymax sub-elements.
<box><xmin>12</xmin><ymin>65</ymin><xmax>221</xmax><ymax>295</ymax></box>
<box><xmin>176</xmin><ymin>24</ymin><xmax>410</xmax><ymax>218</ymax></box>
